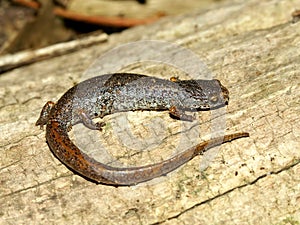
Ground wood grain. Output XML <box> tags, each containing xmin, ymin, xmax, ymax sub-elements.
<box><xmin>0</xmin><ymin>0</ymin><xmax>299</xmax><ymax>224</ymax></box>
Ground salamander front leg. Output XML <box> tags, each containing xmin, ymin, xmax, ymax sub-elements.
<box><xmin>79</xmin><ymin>111</ymin><xmax>106</xmax><ymax>131</ymax></box>
<box><xmin>169</xmin><ymin>106</ymin><xmax>195</xmax><ymax>121</ymax></box>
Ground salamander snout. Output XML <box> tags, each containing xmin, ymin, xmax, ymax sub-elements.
<box><xmin>219</xmin><ymin>83</ymin><xmax>229</xmax><ymax>105</ymax></box>
<box><xmin>206</xmin><ymin>80</ymin><xmax>229</xmax><ymax>109</ymax></box>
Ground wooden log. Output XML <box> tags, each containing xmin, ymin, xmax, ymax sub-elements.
<box><xmin>0</xmin><ymin>0</ymin><xmax>299</xmax><ymax>224</ymax></box>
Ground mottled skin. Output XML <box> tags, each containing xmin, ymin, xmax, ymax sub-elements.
<box><xmin>36</xmin><ymin>73</ymin><xmax>249</xmax><ymax>185</ymax></box>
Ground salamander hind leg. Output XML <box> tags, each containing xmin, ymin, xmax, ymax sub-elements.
<box><xmin>169</xmin><ymin>106</ymin><xmax>195</xmax><ymax>121</ymax></box>
<box><xmin>36</xmin><ymin>101</ymin><xmax>55</xmax><ymax>129</ymax></box>
<box><xmin>79</xmin><ymin>110</ymin><xmax>106</xmax><ymax>131</ymax></box>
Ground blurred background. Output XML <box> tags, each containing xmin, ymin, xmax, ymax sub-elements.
<box><xmin>0</xmin><ymin>0</ymin><xmax>226</xmax><ymax>55</ymax></box>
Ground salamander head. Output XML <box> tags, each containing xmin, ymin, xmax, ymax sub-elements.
<box><xmin>178</xmin><ymin>79</ymin><xmax>229</xmax><ymax>110</ymax></box>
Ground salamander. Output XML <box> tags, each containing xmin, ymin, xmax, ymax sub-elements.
<box><xmin>36</xmin><ymin>73</ymin><xmax>249</xmax><ymax>185</ymax></box>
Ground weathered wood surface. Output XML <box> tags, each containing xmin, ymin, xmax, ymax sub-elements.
<box><xmin>0</xmin><ymin>0</ymin><xmax>299</xmax><ymax>224</ymax></box>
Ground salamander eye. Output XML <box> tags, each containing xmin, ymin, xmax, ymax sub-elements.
<box><xmin>209</xmin><ymin>95</ymin><xmax>219</xmax><ymax>103</ymax></box>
